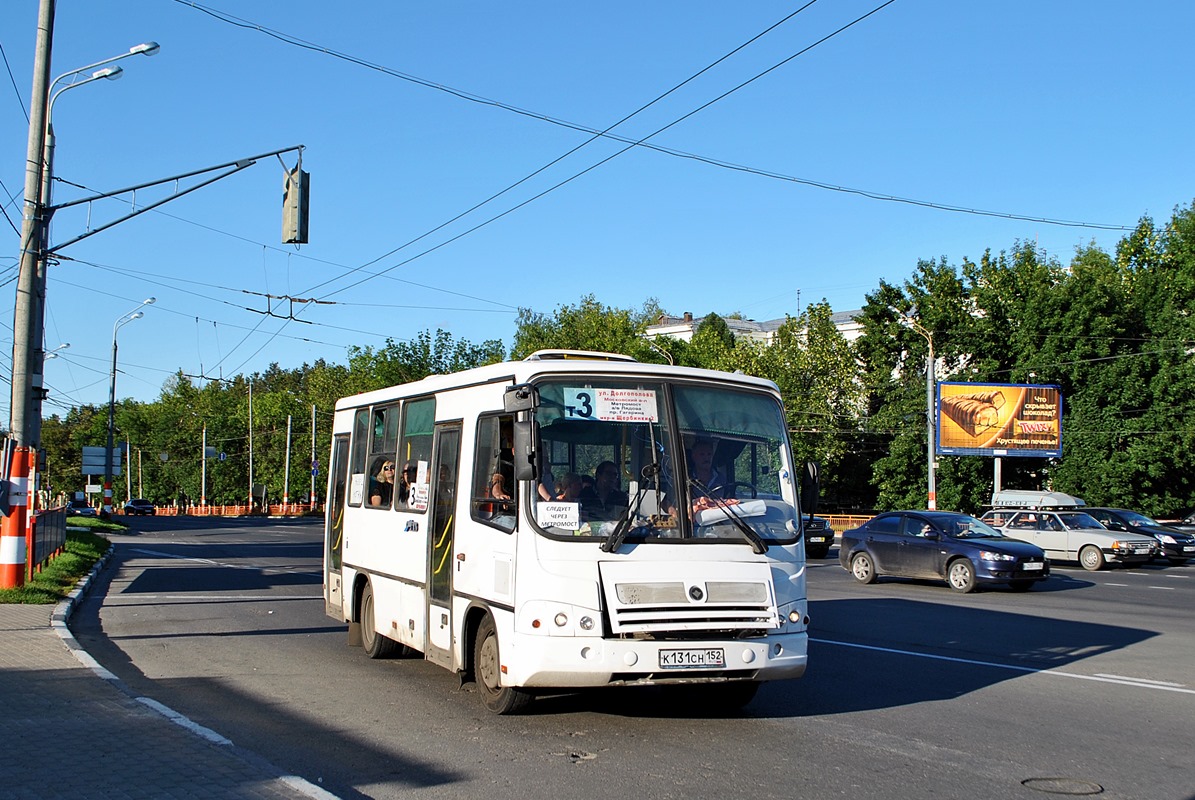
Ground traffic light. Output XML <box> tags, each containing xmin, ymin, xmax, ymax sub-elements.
<box><xmin>282</xmin><ymin>165</ymin><xmax>309</xmax><ymax>244</ymax></box>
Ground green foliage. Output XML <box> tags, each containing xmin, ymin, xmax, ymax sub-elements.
<box><xmin>39</xmin><ymin>330</ymin><xmax>505</xmax><ymax>508</ymax></box>
<box><xmin>511</xmin><ymin>295</ymin><xmax>665</xmax><ymax>362</ymax></box>
<box><xmin>34</xmin><ymin>201</ymin><xmax>1195</xmax><ymax>519</ymax></box>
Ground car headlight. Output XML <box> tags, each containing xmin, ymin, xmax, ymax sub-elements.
<box><xmin>979</xmin><ymin>550</ymin><xmax>1016</xmax><ymax>562</ymax></box>
<box><xmin>1158</xmin><ymin>534</ymin><xmax>1176</xmax><ymax>545</ymax></box>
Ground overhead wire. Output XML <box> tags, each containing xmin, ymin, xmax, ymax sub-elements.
<box><xmin>178</xmin><ymin>0</ymin><xmax>1133</xmax><ymax>237</ymax></box>
<box><xmin>305</xmin><ymin>0</ymin><xmax>905</xmax><ymax>305</ymax></box>
<box><xmin>296</xmin><ymin>1</ymin><xmax>826</xmax><ymax>296</ymax></box>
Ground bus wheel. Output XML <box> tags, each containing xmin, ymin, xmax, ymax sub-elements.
<box><xmin>475</xmin><ymin>615</ymin><xmax>531</xmax><ymax>715</ymax></box>
<box><xmin>361</xmin><ymin>582</ymin><xmax>398</xmax><ymax>659</ymax></box>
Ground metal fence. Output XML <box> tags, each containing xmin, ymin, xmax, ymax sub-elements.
<box><xmin>28</xmin><ymin>507</ymin><xmax>66</xmax><ymax>580</ymax></box>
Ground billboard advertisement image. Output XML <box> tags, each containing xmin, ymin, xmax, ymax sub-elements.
<box><xmin>937</xmin><ymin>383</ymin><xmax>1062</xmax><ymax>458</ymax></box>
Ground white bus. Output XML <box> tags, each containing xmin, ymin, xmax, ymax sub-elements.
<box><xmin>323</xmin><ymin>350</ymin><xmax>818</xmax><ymax>713</ymax></box>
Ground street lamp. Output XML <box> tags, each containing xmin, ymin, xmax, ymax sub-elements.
<box><xmin>13</xmin><ymin>41</ymin><xmax>160</xmax><ymax>450</ymax></box>
<box><xmin>103</xmin><ymin>298</ymin><xmax>154</xmax><ymax>517</ymax></box>
<box><xmin>43</xmin><ymin>342</ymin><xmax>70</xmax><ymax>360</ymax></box>
<box><xmin>897</xmin><ymin>314</ymin><xmax>937</xmax><ymax>511</ymax></box>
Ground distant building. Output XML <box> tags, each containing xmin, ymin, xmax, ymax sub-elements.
<box><xmin>645</xmin><ymin>309</ymin><xmax>864</xmax><ymax>345</ymax></box>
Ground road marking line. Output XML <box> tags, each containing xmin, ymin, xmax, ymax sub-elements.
<box><xmin>126</xmin><ymin>548</ymin><xmax>319</xmax><ymax>576</ymax></box>
<box><xmin>1104</xmin><ymin>583</ymin><xmax>1128</xmax><ymax>587</ymax></box>
<box><xmin>812</xmin><ymin>638</ymin><xmax>1195</xmax><ymax>695</ymax></box>
<box><xmin>1094</xmin><ymin>674</ymin><xmax>1186</xmax><ymax>687</ymax></box>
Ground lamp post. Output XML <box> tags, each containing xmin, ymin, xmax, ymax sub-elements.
<box><xmin>103</xmin><ymin>298</ymin><xmax>154</xmax><ymax>517</ymax></box>
<box><xmin>13</xmin><ymin>40</ymin><xmax>160</xmax><ymax>450</ymax></box>
<box><xmin>899</xmin><ymin>316</ymin><xmax>937</xmax><ymax>511</ymax></box>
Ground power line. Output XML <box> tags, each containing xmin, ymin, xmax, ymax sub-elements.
<box><xmin>178</xmin><ymin>0</ymin><xmax>1133</xmax><ymax>245</ymax></box>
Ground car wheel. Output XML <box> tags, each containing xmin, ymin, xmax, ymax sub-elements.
<box><xmin>1079</xmin><ymin>545</ymin><xmax>1106</xmax><ymax>571</ymax></box>
<box><xmin>806</xmin><ymin>546</ymin><xmax>830</xmax><ymax>559</ymax></box>
<box><xmin>1007</xmin><ymin>580</ymin><xmax>1035</xmax><ymax>592</ymax></box>
<box><xmin>850</xmin><ymin>552</ymin><xmax>876</xmax><ymax>584</ymax></box>
<box><xmin>360</xmin><ymin>582</ymin><xmax>398</xmax><ymax>659</ymax></box>
<box><xmin>475</xmin><ymin>615</ymin><xmax>532</xmax><ymax>715</ymax></box>
<box><xmin>947</xmin><ymin>559</ymin><xmax>977</xmax><ymax>593</ymax></box>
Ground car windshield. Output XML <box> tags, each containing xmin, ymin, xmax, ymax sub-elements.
<box><xmin>1057</xmin><ymin>512</ymin><xmax>1103</xmax><ymax>529</ymax></box>
<box><xmin>1118</xmin><ymin>510</ymin><xmax>1157</xmax><ymax>527</ymax></box>
<box><xmin>945</xmin><ymin>516</ymin><xmax>1005</xmax><ymax>539</ymax></box>
<box><xmin>530</xmin><ymin>379</ymin><xmax>798</xmax><ymax>548</ymax></box>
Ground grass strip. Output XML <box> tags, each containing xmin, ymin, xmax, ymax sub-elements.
<box><xmin>0</xmin><ymin>524</ymin><xmax>114</xmax><ymax>604</ymax></box>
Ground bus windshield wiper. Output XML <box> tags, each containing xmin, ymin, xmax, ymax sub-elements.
<box><xmin>601</xmin><ymin>463</ymin><xmax>658</xmax><ymax>553</ymax></box>
<box><xmin>691</xmin><ymin>480</ymin><xmax>768</xmax><ymax>554</ymax></box>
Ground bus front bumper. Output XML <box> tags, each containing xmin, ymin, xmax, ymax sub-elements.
<box><xmin>505</xmin><ymin>631</ymin><xmax>808</xmax><ymax>689</ymax></box>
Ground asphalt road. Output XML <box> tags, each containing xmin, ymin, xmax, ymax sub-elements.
<box><xmin>73</xmin><ymin>517</ymin><xmax>1195</xmax><ymax>800</ymax></box>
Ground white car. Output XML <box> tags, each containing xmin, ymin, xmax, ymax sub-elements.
<box><xmin>980</xmin><ymin>506</ymin><xmax>1156</xmax><ymax>571</ymax></box>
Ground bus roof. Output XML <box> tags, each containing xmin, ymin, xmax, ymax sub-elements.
<box><xmin>334</xmin><ymin>351</ymin><xmax>781</xmax><ymax>411</ymax></box>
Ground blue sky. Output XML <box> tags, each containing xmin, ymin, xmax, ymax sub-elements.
<box><xmin>2</xmin><ymin>1</ymin><xmax>1192</xmax><ymax>414</ymax></box>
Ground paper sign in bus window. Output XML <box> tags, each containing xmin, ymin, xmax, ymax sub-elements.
<box><xmin>563</xmin><ymin>388</ymin><xmax>658</xmax><ymax>423</ymax></box>
<box><xmin>537</xmin><ymin>501</ymin><xmax>581</xmax><ymax>530</ymax></box>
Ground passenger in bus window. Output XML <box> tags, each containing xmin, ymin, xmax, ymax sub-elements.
<box><xmin>580</xmin><ymin>461</ymin><xmax>628</xmax><ymax>517</ymax></box>
<box><xmin>397</xmin><ymin>463</ymin><xmax>416</xmax><ymax>507</ymax></box>
<box><xmin>370</xmin><ymin>460</ymin><xmax>395</xmax><ymax>507</ymax></box>
<box><xmin>554</xmin><ymin>472</ymin><xmax>582</xmax><ymax>502</ymax></box>
<box><xmin>688</xmin><ymin>438</ymin><xmax>725</xmax><ymax>497</ymax></box>
<box><xmin>538</xmin><ymin>465</ymin><xmax>557</xmax><ymax>501</ymax></box>
<box><xmin>490</xmin><ymin>472</ymin><xmax>511</xmax><ymax>503</ymax></box>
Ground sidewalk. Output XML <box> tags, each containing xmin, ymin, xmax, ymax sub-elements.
<box><xmin>0</xmin><ymin>560</ymin><xmax>335</xmax><ymax>799</ymax></box>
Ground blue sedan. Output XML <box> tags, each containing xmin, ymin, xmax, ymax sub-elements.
<box><xmin>839</xmin><ymin>511</ymin><xmax>1050</xmax><ymax>593</ymax></box>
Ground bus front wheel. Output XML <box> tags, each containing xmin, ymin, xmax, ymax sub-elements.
<box><xmin>474</xmin><ymin>615</ymin><xmax>532</xmax><ymax>715</ymax></box>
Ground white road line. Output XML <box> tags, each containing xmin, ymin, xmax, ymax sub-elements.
<box><xmin>1104</xmin><ymin>583</ymin><xmax>1129</xmax><ymax>587</ymax></box>
<box><xmin>126</xmin><ymin>547</ymin><xmax>318</xmax><ymax>575</ymax></box>
<box><xmin>813</xmin><ymin>638</ymin><xmax>1195</xmax><ymax>695</ymax></box>
<box><xmin>1094</xmin><ymin>674</ymin><xmax>1186</xmax><ymax>688</ymax></box>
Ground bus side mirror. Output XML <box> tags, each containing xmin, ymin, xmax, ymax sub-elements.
<box><xmin>504</xmin><ymin>384</ymin><xmax>538</xmax><ymax>413</ymax></box>
<box><xmin>800</xmin><ymin>460</ymin><xmax>820</xmax><ymax>519</ymax></box>
<box><xmin>511</xmin><ymin>420</ymin><xmax>537</xmax><ymax>481</ymax></box>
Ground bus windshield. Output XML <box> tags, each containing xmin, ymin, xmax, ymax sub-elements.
<box><xmin>531</xmin><ymin>379</ymin><xmax>799</xmax><ymax>548</ymax></box>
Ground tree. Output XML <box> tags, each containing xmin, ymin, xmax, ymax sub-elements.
<box><xmin>511</xmin><ymin>295</ymin><xmax>665</xmax><ymax>362</ymax></box>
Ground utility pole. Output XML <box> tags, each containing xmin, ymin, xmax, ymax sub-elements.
<box><xmin>283</xmin><ymin>414</ymin><xmax>292</xmax><ymax>507</ymax></box>
<box><xmin>248</xmin><ymin>379</ymin><xmax>254</xmax><ymax>510</ymax></box>
<box><xmin>11</xmin><ymin>0</ymin><xmax>54</xmax><ymax>448</ymax></box>
<box><xmin>310</xmin><ymin>403</ymin><xmax>316</xmax><ymax>510</ymax></box>
<box><xmin>2</xmin><ymin>0</ymin><xmax>55</xmax><ymax>590</ymax></box>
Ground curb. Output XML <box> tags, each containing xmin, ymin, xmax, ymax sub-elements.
<box><xmin>51</xmin><ymin>534</ymin><xmax>340</xmax><ymax>800</ymax></box>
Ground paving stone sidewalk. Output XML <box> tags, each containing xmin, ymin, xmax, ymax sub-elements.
<box><xmin>0</xmin><ymin>598</ymin><xmax>333</xmax><ymax>800</ymax></box>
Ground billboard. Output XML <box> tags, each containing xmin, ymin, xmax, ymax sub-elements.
<box><xmin>936</xmin><ymin>383</ymin><xmax>1062</xmax><ymax>458</ymax></box>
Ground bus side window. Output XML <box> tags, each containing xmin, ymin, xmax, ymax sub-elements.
<box><xmin>473</xmin><ymin>414</ymin><xmax>516</xmax><ymax>532</ymax></box>
<box><xmin>400</xmin><ymin>397</ymin><xmax>435</xmax><ymax>513</ymax></box>
<box><xmin>366</xmin><ymin>405</ymin><xmax>399</xmax><ymax>510</ymax></box>
<box><xmin>348</xmin><ymin>408</ymin><xmax>370</xmax><ymax>507</ymax></box>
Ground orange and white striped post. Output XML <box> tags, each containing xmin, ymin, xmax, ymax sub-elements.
<box><xmin>1</xmin><ymin>446</ymin><xmax>31</xmax><ymax>589</ymax></box>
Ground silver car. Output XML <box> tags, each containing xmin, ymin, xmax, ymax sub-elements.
<box><xmin>980</xmin><ymin>508</ymin><xmax>1156</xmax><ymax>571</ymax></box>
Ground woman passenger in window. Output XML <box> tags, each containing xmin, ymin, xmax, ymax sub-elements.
<box><xmin>370</xmin><ymin>461</ymin><xmax>396</xmax><ymax>507</ymax></box>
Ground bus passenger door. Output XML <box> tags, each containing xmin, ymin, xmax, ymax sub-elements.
<box><xmin>426</xmin><ymin>423</ymin><xmax>461</xmax><ymax>669</ymax></box>
<box><xmin>324</xmin><ymin>435</ymin><xmax>350</xmax><ymax>618</ymax></box>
